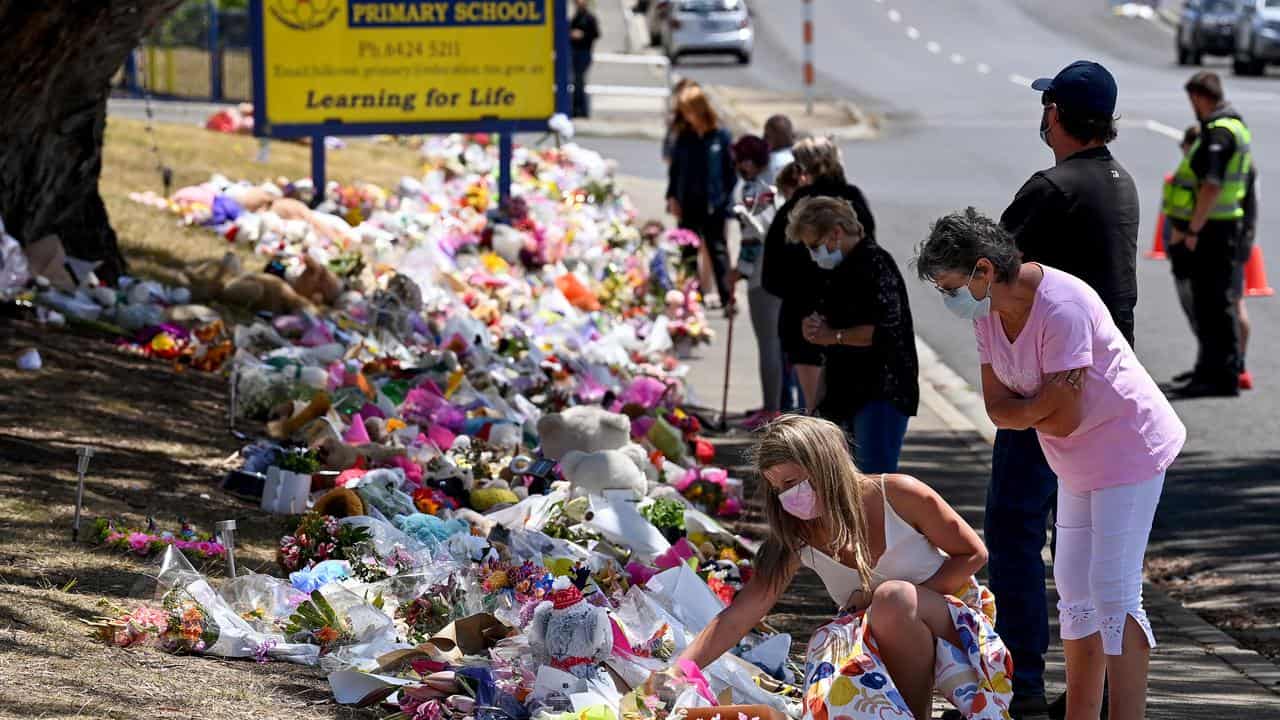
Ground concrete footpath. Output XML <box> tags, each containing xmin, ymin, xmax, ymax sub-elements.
<box><xmin>624</xmin><ymin>182</ymin><xmax>1280</xmax><ymax>717</ymax></box>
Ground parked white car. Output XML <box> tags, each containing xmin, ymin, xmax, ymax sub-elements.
<box><xmin>661</xmin><ymin>0</ymin><xmax>753</xmax><ymax>65</ymax></box>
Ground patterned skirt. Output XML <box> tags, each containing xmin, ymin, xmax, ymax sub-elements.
<box><xmin>800</xmin><ymin>580</ymin><xmax>1013</xmax><ymax>720</ymax></box>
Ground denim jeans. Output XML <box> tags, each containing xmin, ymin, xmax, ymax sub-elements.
<box><xmin>840</xmin><ymin>400</ymin><xmax>910</xmax><ymax>474</ymax></box>
<box><xmin>988</xmin><ymin>427</ymin><xmax>1058</xmax><ymax>699</ymax></box>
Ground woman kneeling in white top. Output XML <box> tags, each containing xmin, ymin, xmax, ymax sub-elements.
<box><xmin>675</xmin><ymin>415</ymin><xmax>1013</xmax><ymax>720</ymax></box>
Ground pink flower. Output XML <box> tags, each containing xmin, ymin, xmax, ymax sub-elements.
<box><xmin>127</xmin><ymin>532</ymin><xmax>152</xmax><ymax>555</ymax></box>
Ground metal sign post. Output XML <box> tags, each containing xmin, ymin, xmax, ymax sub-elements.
<box><xmin>803</xmin><ymin>0</ymin><xmax>814</xmax><ymax>116</ymax></box>
<box><xmin>216</xmin><ymin>520</ymin><xmax>238</xmax><ymax>578</ymax></box>
<box><xmin>72</xmin><ymin>447</ymin><xmax>95</xmax><ymax>542</ymax></box>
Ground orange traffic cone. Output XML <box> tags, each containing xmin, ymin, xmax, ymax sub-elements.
<box><xmin>1245</xmin><ymin>245</ymin><xmax>1275</xmax><ymax>297</ymax></box>
<box><xmin>1147</xmin><ymin>213</ymin><xmax>1168</xmax><ymax>259</ymax></box>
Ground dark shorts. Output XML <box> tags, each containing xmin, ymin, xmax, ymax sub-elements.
<box><xmin>1232</xmin><ymin>226</ymin><xmax>1254</xmax><ymax>297</ymax></box>
<box><xmin>779</xmin><ymin>301</ymin><xmax>823</xmax><ymax>365</ymax></box>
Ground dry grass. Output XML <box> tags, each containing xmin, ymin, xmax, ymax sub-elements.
<box><xmin>101</xmin><ymin>116</ymin><xmax>420</xmax><ymax>283</ymax></box>
<box><xmin>0</xmin><ymin>319</ymin><xmax>382</xmax><ymax>719</ymax></box>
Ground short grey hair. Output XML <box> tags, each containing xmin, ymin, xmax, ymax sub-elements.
<box><xmin>913</xmin><ymin>207</ymin><xmax>1022</xmax><ymax>283</ymax></box>
<box><xmin>786</xmin><ymin>196</ymin><xmax>864</xmax><ymax>246</ymax></box>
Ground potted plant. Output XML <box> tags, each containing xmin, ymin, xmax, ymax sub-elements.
<box><xmin>263</xmin><ymin>448</ymin><xmax>320</xmax><ymax>515</ymax></box>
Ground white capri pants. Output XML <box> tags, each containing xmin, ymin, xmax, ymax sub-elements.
<box><xmin>1053</xmin><ymin>472</ymin><xmax>1164</xmax><ymax>656</ymax></box>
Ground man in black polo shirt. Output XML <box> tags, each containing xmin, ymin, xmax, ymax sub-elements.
<box><xmin>995</xmin><ymin>60</ymin><xmax>1139</xmax><ymax>719</ymax></box>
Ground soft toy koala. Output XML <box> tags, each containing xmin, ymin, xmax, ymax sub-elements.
<box><xmin>538</xmin><ymin>406</ymin><xmax>659</xmax><ymax>490</ymax></box>
<box><xmin>559</xmin><ymin>449</ymin><xmax>647</xmax><ymax>499</ymax></box>
<box><xmin>354</xmin><ymin>467</ymin><xmax>416</xmax><ymax>519</ymax></box>
<box><xmin>528</xmin><ymin>576</ymin><xmax>613</xmax><ymax>682</ymax></box>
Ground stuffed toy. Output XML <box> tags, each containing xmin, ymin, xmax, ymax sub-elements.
<box><xmin>393</xmin><ymin>512</ymin><xmax>469</xmax><ymax>550</ymax></box>
<box><xmin>559</xmin><ymin>449</ymin><xmax>647</xmax><ymax>500</ymax></box>
<box><xmin>354</xmin><ymin>467</ymin><xmax>416</xmax><ymax>518</ymax></box>
<box><xmin>291</xmin><ymin>254</ymin><xmax>342</xmax><ymax>306</ymax></box>
<box><xmin>267</xmin><ymin>392</ymin><xmax>332</xmax><ymax>440</ymax></box>
<box><xmin>182</xmin><ymin>252</ymin><xmax>318</xmax><ymax>316</ymax></box>
<box><xmin>313</xmin><ymin>487</ymin><xmax>366</xmax><ymax>518</ymax></box>
<box><xmin>528</xmin><ymin>576</ymin><xmax>613</xmax><ymax>681</ymax></box>
<box><xmin>537</xmin><ymin>406</ymin><xmax>631</xmax><ymax>461</ymax></box>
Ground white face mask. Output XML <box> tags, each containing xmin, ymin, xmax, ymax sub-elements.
<box><xmin>808</xmin><ymin>244</ymin><xmax>844</xmax><ymax>270</ymax></box>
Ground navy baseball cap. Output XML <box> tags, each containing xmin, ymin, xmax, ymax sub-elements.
<box><xmin>1031</xmin><ymin>61</ymin><xmax>1117</xmax><ymax>117</ymax></box>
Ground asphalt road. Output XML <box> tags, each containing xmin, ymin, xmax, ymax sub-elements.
<box><xmin>585</xmin><ymin>0</ymin><xmax>1280</xmax><ymax>620</ymax></box>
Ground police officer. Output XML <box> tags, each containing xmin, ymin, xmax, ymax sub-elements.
<box><xmin>996</xmin><ymin>60</ymin><xmax>1139</xmax><ymax>719</ymax></box>
<box><xmin>1164</xmin><ymin>71</ymin><xmax>1252</xmax><ymax>398</ymax></box>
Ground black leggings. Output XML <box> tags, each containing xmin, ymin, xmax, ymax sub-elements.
<box><xmin>679</xmin><ymin>204</ymin><xmax>731</xmax><ymax>302</ymax></box>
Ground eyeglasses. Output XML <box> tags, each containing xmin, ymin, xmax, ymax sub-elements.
<box><xmin>932</xmin><ymin>263</ymin><xmax>981</xmax><ymax>297</ymax></box>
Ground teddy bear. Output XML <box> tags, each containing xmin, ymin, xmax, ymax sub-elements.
<box><xmin>537</xmin><ymin>406</ymin><xmax>630</xmax><ymax>461</ymax></box>
<box><xmin>559</xmin><ymin>449</ymin><xmax>648</xmax><ymax>500</ymax></box>
<box><xmin>538</xmin><ymin>406</ymin><xmax>659</xmax><ymax>490</ymax></box>
<box><xmin>528</xmin><ymin>576</ymin><xmax>613</xmax><ymax>682</ymax></box>
<box><xmin>181</xmin><ymin>252</ymin><xmax>318</xmax><ymax>316</ymax></box>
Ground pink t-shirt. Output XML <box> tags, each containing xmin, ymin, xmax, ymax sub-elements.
<box><xmin>975</xmin><ymin>266</ymin><xmax>1186</xmax><ymax>492</ymax></box>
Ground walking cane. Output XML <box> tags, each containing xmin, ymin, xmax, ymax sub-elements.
<box><xmin>719</xmin><ymin>304</ymin><xmax>735</xmax><ymax>432</ymax></box>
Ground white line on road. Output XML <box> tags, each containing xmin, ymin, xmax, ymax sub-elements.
<box><xmin>977</xmin><ymin>63</ymin><xmax>991</xmax><ymax>74</ymax></box>
<box><xmin>888</xmin><ymin>9</ymin><xmax>902</xmax><ymax>22</ymax></box>
<box><xmin>1145</xmin><ymin>118</ymin><xmax>1184</xmax><ymax>140</ymax></box>
<box><xmin>950</xmin><ymin>53</ymin><xmax>965</xmax><ymax>64</ymax></box>
<box><xmin>1008</xmin><ymin>73</ymin><xmax>1033</xmax><ymax>87</ymax></box>
<box><xmin>906</xmin><ymin>26</ymin><xmax>920</xmax><ymax>40</ymax></box>
<box><xmin>926</xmin><ymin>41</ymin><xmax>941</xmax><ymax>54</ymax></box>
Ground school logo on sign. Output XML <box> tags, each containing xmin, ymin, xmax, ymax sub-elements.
<box><xmin>269</xmin><ymin>0</ymin><xmax>341</xmax><ymax>30</ymax></box>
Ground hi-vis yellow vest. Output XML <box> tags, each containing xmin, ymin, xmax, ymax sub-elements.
<box><xmin>1162</xmin><ymin>116</ymin><xmax>1253</xmax><ymax>222</ymax></box>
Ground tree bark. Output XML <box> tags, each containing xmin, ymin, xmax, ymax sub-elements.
<box><xmin>0</xmin><ymin>1</ymin><xmax>181</xmax><ymax>282</ymax></box>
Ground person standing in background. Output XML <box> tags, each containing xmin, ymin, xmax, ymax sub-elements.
<box><xmin>762</xmin><ymin>137</ymin><xmax>876</xmax><ymax>417</ymax></box>
<box><xmin>569</xmin><ymin>0</ymin><xmax>600</xmax><ymax>119</ymax></box>
<box><xmin>764</xmin><ymin>114</ymin><xmax>796</xmax><ymax>183</ymax></box>
<box><xmin>995</xmin><ymin>60</ymin><xmax>1139</xmax><ymax>719</ymax></box>
<box><xmin>787</xmin><ymin>197</ymin><xmax>919</xmax><ymax>474</ymax></box>
<box><xmin>726</xmin><ymin>135</ymin><xmax>784</xmax><ymax>429</ymax></box>
<box><xmin>666</xmin><ymin>84</ymin><xmax>736</xmax><ymax>309</ymax></box>
<box><xmin>1164</xmin><ymin>71</ymin><xmax>1255</xmax><ymax>398</ymax></box>
<box><xmin>1166</xmin><ymin>125</ymin><xmax>1257</xmax><ymax>391</ymax></box>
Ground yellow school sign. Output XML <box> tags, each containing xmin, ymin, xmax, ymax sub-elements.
<box><xmin>250</xmin><ymin>0</ymin><xmax>567</xmax><ymax>134</ymax></box>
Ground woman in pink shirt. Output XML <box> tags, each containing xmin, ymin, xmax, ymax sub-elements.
<box><xmin>913</xmin><ymin>208</ymin><xmax>1185</xmax><ymax>720</ymax></box>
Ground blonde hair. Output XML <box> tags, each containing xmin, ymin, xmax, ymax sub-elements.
<box><xmin>785</xmin><ymin>196</ymin><xmax>864</xmax><ymax>247</ymax></box>
<box><xmin>750</xmin><ymin>415</ymin><xmax>874</xmax><ymax>593</ymax></box>
<box><xmin>676</xmin><ymin>84</ymin><xmax>719</xmax><ymax>136</ymax></box>
<box><xmin>791</xmin><ymin>136</ymin><xmax>845</xmax><ymax>184</ymax></box>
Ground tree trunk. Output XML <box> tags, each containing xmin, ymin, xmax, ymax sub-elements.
<box><xmin>0</xmin><ymin>1</ymin><xmax>181</xmax><ymax>283</ymax></box>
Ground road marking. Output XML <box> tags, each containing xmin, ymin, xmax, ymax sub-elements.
<box><xmin>1145</xmin><ymin>118</ymin><xmax>1184</xmax><ymax>140</ymax></box>
<box><xmin>906</xmin><ymin>26</ymin><xmax>920</xmax><ymax>40</ymax></box>
<box><xmin>950</xmin><ymin>53</ymin><xmax>965</xmax><ymax>64</ymax></box>
<box><xmin>977</xmin><ymin>63</ymin><xmax>991</xmax><ymax>74</ymax></box>
<box><xmin>1009</xmin><ymin>73</ymin><xmax>1033</xmax><ymax>87</ymax></box>
<box><xmin>888</xmin><ymin>9</ymin><xmax>902</xmax><ymax>22</ymax></box>
<box><xmin>926</xmin><ymin>40</ymin><xmax>941</xmax><ymax>54</ymax></box>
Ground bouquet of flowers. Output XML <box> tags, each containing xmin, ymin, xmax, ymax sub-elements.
<box><xmin>398</xmin><ymin>576</ymin><xmax>467</xmax><ymax>644</ymax></box>
<box><xmin>640</xmin><ymin>498</ymin><xmax>687</xmax><ymax>544</ymax></box>
<box><xmin>88</xmin><ymin>587</ymin><xmax>221</xmax><ymax>654</ymax></box>
<box><xmin>278</xmin><ymin>513</ymin><xmax>373</xmax><ymax>572</ymax></box>
<box><xmin>350</xmin><ymin>541</ymin><xmax>418</xmax><ymax>583</ymax></box>
<box><xmin>284</xmin><ymin>589</ymin><xmax>356</xmax><ymax>655</ymax></box>
<box><xmin>91</xmin><ymin>518</ymin><xmax>226</xmax><ymax>561</ymax></box>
